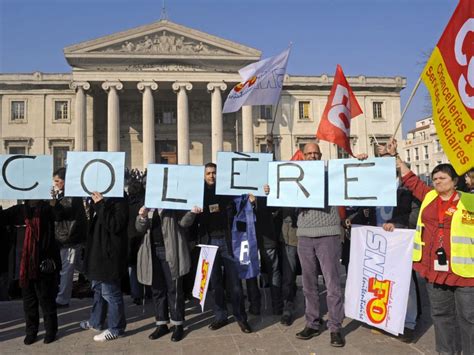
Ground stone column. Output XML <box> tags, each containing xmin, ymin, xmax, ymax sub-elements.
<box><xmin>138</xmin><ymin>81</ymin><xmax>158</xmax><ymax>169</ymax></box>
<box><xmin>242</xmin><ymin>105</ymin><xmax>254</xmax><ymax>152</ymax></box>
<box><xmin>102</xmin><ymin>81</ymin><xmax>123</xmax><ymax>152</ymax></box>
<box><xmin>172</xmin><ymin>82</ymin><xmax>193</xmax><ymax>164</ymax></box>
<box><xmin>207</xmin><ymin>82</ymin><xmax>227</xmax><ymax>163</ymax></box>
<box><xmin>70</xmin><ymin>81</ymin><xmax>90</xmax><ymax>151</ymax></box>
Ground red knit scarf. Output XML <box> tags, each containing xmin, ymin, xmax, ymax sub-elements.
<box><xmin>19</xmin><ymin>207</ymin><xmax>41</xmax><ymax>288</ymax></box>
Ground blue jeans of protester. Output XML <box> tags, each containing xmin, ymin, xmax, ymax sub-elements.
<box><xmin>297</xmin><ymin>235</ymin><xmax>344</xmax><ymax>333</ymax></box>
<box><xmin>425</xmin><ymin>282</ymin><xmax>474</xmax><ymax>355</ymax></box>
<box><xmin>89</xmin><ymin>280</ymin><xmax>126</xmax><ymax>335</ymax></box>
<box><xmin>209</xmin><ymin>237</ymin><xmax>247</xmax><ymax>322</ymax></box>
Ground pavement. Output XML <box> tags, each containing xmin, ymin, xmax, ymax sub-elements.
<box><xmin>0</xmin><ymin>276</ymin><xmax>437</xmax><ymax>355</ymax></box>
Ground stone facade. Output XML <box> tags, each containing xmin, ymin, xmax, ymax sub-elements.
<box><xmin>400</xmin><ymin>117</ymin><xmax>449</xmax><ymax>181</ymax></box>
<box><xmin>0</xmin><ymin>20</ymin><xmax>406</xmax><ymax>170</ymax></box>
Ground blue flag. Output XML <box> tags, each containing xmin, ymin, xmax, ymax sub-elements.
<box><xmin>231</xmin><ymin>195</ymin><xmax>259</xmax><ymax>279</ymax></box>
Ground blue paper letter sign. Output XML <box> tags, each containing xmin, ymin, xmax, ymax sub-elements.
<box><xmin>328</xmin><ymin>157</ymin><xmax>397</xmax><ymax>206</ymax></box>
<box><xmin>216</xmin><ymin>152</ymin><xmax>273</xmax><ymax>197</ymax></box>
<box><xmin>0</xmin><ymin>155</ymin><xmax>53</xmax><ymax>200</ymax></box>
<box><xmin>267</xmin><ymin>161</ymin><xmax>325</xmax><ymax>208</ymax></box>
<box><xmin>145</xmin><ymin>164</ymin><xmax>205</xmax><ymax>210</ymax></box>
<box><xmin>64</xmin><ymin>152</ymin><xmax>125</xmax><ymax>197</ymax></box>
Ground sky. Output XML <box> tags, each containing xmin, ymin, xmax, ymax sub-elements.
<box><xmin>0</xmin><ymin>0</ymin><xmax>459</xmax><ymax>135</ymax></box>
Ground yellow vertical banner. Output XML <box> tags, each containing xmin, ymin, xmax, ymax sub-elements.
<box><xmin>421</xmin><ymin>0</ymin><xmax>474</xmax><ymax>175</ymax></box>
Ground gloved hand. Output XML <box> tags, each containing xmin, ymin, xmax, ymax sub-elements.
<box><xmin>39</xmin><ymin>259</ymin><xmax>56</xmax><ymax>274</ymax></box>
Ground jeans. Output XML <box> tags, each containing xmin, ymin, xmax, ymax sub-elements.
<box><xmin>56</xmin><ymin>245</ymin><xmax>80</xmax><ymax>305</ymax></box>
<box><xmin>209</xmin><ymin>237</ymin><xmax>246</xmax><ymax>322</ymax></box>
<box><xmin>281</xmin><ymin>244</ymin><xmax>298</xmax><ymax>315</ymax></box>
<box><xmin>89</xmin><ymin>280</ymin><xmax>126</xmax><ymax>335</ymax></box>
<box><xmin>151</xmin><ymin>246</ymin><xmax>184</xmax><ymax>325</ymax></box>
<box><xmin>128</xmin><ymin>266</ymin><xmax>143</xmax><ymax>300</ymax></box>
<box><xmin>298</xmin><ymin>236</ymin><xmax>344</xmax><ymax>332</ymax></box>
<box><xmin>425</xmin><ymin>282</ymin><xmax>474</xmax><ymax>355</ymax></box>
<box><xmin>22</xmin><ymin>276</ymin><xmax>58</xmax><ymax>336</ymax></box>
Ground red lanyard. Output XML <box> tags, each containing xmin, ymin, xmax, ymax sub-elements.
<box><xmin>436</xmin><ymin>192</ymin><xmax>457</xmax><ymax>239</ymax></box>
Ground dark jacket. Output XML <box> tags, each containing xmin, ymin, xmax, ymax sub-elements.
<box><xmin>196</xmin><ymin>183</ymin><xmax>233</xmax><ymax>251</ymax></box>
<box><xmin>2</xmin><ymin>202</ymin><xmax>61</xmax><ymax>278</ymax></box>
<box><xmin>51</xmin><ymin>194</ymin><xmax>87</xmax><ymax>247</ymax></box>
<box><xmin>84</xmin><ymin>197</ymin><xmax>129</xmax><ymax>282</ymax></box>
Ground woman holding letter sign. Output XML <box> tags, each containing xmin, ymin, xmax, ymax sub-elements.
<box><xmin>387</xmin><ymin>138</ymin><xmax>474</xmax><ymax>355</ymax></box>
<box><xmin>135</xmin><ymin>205</ymin><xmax>201</xmax><ymax>342</ymax></box>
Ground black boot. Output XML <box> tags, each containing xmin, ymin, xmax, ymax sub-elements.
<box><xmin>171</xmin><ymin>325</ymin><xmax>184</xmax><ymax>342</ymax></box>
<box><xmin>24</xmin><ymin>334</ymin><xmax>37</xmax><ymax>345</ymax></box>
<box><xmin>148</xmin><ymin>325</ymin><xmax>170</xmax><ymax>340</ymax></box>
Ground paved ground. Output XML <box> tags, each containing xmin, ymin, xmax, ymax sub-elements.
<box><xmin>0</xmin><ymin>277</ymin><xmax>437</xmax><ymax>355</ymax></box>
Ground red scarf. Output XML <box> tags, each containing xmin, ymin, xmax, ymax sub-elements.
<box><xmin>19</xmin><ymin>207</ymin><xmax>41</xmax><ymax>288</ymax></box>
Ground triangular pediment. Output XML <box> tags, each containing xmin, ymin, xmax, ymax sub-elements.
<box><xmin>64</xmin><ymin>20</ymin><xmax>261</xmax><ymax>70</ymax></box>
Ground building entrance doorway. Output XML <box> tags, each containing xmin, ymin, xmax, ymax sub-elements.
<box><xmin>156</xmin><ymin>140</ymin><xmax>177</xmax><ymax>164</ymax></box>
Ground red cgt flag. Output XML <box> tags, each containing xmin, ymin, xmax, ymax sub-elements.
<box><xmin>316</xmin><ymin>64</ymin><xmax>363</xmax><ymax>156</ymax></box>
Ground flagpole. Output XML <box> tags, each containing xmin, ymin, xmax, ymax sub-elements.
<box><xmin>393</xmin><ymin>75</ymin><xmax>422</xmax><ymax>137</ymax></box>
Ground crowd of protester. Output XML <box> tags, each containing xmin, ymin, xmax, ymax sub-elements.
<box><xmin>0</xmin><ymin>140</ymin><xmax>473</xmax><ymax>354</ymax></box>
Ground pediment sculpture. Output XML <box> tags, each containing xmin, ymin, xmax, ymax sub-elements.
<box><xmin>99</xmin><ymin>31</ymin><xmax>232</xmax><ymax>55</ymax></box>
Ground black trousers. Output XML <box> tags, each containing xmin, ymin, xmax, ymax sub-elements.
<box><xmin>22</xmin><ymin>275</ymin><xmax>58</xmax><ymax>336</ymax></box>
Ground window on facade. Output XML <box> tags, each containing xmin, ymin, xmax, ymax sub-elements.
<box><xmin>11</xmin><ymin>101</ymin><xmax>25</xmax><ymax>121</ymax></box>
<box><xmin>337</xmin><ymin>145</ymin><xmax>349</xmax><ymax>159</ymax></box>
<box><xmin>416</xmin><ymin>165</ymin><xmax>420</xmax><ymax>174</ymax></box>
<box><xmin>406</xmin><ymin>149</ymin><xmax>411</xmax><ymax>162</ymax></box>
<box><xmin>54</xmin><ymin>101</ymin><xmax>69</xmax><ymax>120</ymax></box>
<box><xmin>435</xmin><ymin>140</ymin><xmax>442</xmax><ymax>152</ymax></box>
<box><xmin>415</xmin><ymin>147</ymin><xmax>419</xmax><ymax>160</ymax></box>
<box><xmin>155</xmin><ymin>101</ymin><xmax>176</xmax><ymax>124</ymax></box>
<box><xmin>373</xmin><ymin>101</ymin><xmax>383</xmax><ymax>119</ymax></box>
<box><xmin>298</xmin><ymin>101</ymin><xmax>311</xmax><ymax>120</ymax></box>
<box><xmin>259</xmin><ymin>105</ymin><xmax>272</xmax><ymax>120</ymax></box>
<box><xmin>424</xmin><ymin>145</ymin><xmax>429</xmax><ymax>159</ymax></box>
<box><xmin>425</xmin><ymin>164</ymin><xmax>430</xmax><ymax>174</ymax></box>
<box><xmin>8</xmin><ymin>146</ymin><xmax>26</xmax><ymax>154</ymax></box>
<box><xmin>53</xmin><ymin>146</ymin><xmax>69</xmax><ymax>171</ymax></box>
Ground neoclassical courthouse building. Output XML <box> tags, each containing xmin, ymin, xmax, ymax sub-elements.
<box><xmin>0</xmin><ymin>20</ymin><xmax>406</xmax><ymax>171</ymax></box>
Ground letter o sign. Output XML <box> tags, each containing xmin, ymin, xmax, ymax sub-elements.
<box><xmin>80</xmin><ymin>159</ymin><xmax>116</xmax><ymax>195</ymax></box>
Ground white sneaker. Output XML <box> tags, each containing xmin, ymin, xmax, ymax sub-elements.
<box><xmin>93</xmin><ymin>330</ymin><xmax>121</xmax><ymax>342</ymax></box>
<box><xmin>79</xmin><ymin>320</ymin><xmax>101</xmax><ymax>332</ymax></box>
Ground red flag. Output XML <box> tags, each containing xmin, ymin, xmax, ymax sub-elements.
<box><xmin>290</xmin><ymin>149</ymin><xmax>304</xmax><ymax>161</ymax></box>
<box><xmin>316</xmin><ymin>64</ymin><xmax>362</xmax><ymax>156</ymax></box>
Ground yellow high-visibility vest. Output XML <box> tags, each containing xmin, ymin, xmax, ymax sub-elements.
<box><xmin>413</xmin><ymin>190</ymin><xmax>474</xmax><ymax>278</ymax></box>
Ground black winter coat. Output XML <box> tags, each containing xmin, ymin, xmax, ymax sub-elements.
<box><xmin>84</xmin><ymin>197</ymin><xmax>129</xmax><ymax>282</ymax></box>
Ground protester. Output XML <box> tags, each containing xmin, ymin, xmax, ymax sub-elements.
<box><xmin>80</xmin><ymin>192</ymin><xmax>129</xmax><ymax>342</ymax></box>
<box><xmin>135</xmin><ymin>206</ymin><xmax>200</xmax><ymax>342</ymax></box>
<box><xmin>265</xmin><ymin>143</ymin><xmax>367</xmax><ymax>348</ymax></box>
<box><xmin>195</xmin><ymin>163</ymin><xmax>251</xmax><ymax>333</ymax></box>
<box><xmin>2</xmin><ymin>200</ymin><xmax>61</xmax><ymax>345</ymax></box>
<box><xmin>50</xmin><ymin>167</ymin><xmax>87</xmax><ymax>308</ymax></box>
<box><xmin>387</xmin><ymin>138</ymin><xmax>474</xmax><ymax>355</ymax></box>
<box><xmin>126</xmin><ymin>180</ymin><xmax>146</xmax><ymax>305</ymax></box>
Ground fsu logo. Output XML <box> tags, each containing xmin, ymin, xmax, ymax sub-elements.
<box><xmin>199</xmin><ymin>260</ymin><xmax>209</xmax><ymax>301</ymax></box>
<box><xmin>366</xmin><ymin>278</ymin><xmax>392</xmax><ymax>324</ymax></box>
<box><xmin>233</xmin><ymin>76</ymin><xmax>257</xmax><ymax>93</ymax></box>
